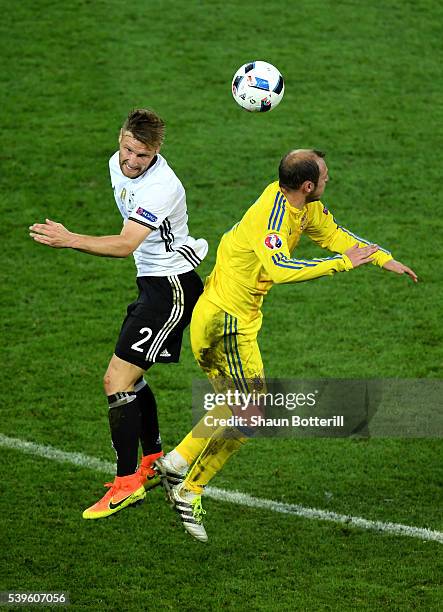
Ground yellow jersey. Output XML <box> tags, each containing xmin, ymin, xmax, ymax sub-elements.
<box><xmin>204</xmin><ymin>181</ymin><xmax>393</xmax><ymax>322</ymax></box>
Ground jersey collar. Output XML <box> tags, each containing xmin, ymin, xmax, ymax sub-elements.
<box><xmin>285</xmin><ymin>201</ymin><xmax>307</xmax><ymax>217</ymax></box>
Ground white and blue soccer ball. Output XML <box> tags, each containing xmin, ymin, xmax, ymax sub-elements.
<box><xmin>231</xmin><ymin>61</ymin><xmax>284</xmax><ymax>112</ymax></box>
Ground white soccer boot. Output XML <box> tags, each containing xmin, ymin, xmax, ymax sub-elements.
<box><xmin>171</xmin><ymin>482</ymin><xmax>208</xmax><ymax>543</ymax></box>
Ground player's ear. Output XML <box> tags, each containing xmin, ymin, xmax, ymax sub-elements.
<box><xmin>118</xmin><ymin>129</ymin><xmax>123</xmax><ymax>143</ymax></box>
<box><xmin>303</xmin><ymin>181</ymin><xmax>313</xmax><ymax>193</ymax></box>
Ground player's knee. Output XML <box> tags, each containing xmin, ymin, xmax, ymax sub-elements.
<box><xmin>103</xmin><ymin>372</ymin><xmax>137</xmax><ymax>396</ymax></box>
<box><xmin>103</xmin><ymin>373</ymin><xmax>114</xmax><ymax>395</ymax></box>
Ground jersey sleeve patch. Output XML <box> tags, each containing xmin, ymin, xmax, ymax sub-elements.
<box><xmin>264</xmin><ymin>233</ymin><xmax>283</xmax><ymax>250</ymax></box>
<box><xmin>135</xmin><ymin>207</ymin><xmax>158</xmax><ymax>223</ymax></box>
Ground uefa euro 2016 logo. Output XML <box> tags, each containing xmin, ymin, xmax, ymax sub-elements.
<box><xmin>264</xmin><ymin>233</ymin><xmax>282</xmax><ymax>250</ymax></box>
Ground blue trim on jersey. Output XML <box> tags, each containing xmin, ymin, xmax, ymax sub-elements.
<box><xmin>224</xmin><ymin>314</ymin><xmax>233</xmax><ymax>382</ymax></box>
<box><xmin>334</xmin><ymin>217</ymin><xmax>390</xmax><ymax>255</ymax></box>
<box><xmin>271</xmin><ymin>197</ymin><xmax>283</xmax><ymax>231</ymax></box>
<box><xmin>232</xmin><ymin>317</ymin><xmax>248</xmax><ymax>393</ymax></box>
<box><xmin>276</xmin><ymin>201</ymin><xmax>286</xmax><ymax>231</ymax></box>
<box><xmin>268</xmin><ymin>192</ymin><xmax>286</xmax><ymax>230</ymax></box>
<box><xmin>272</xmin><ymin>253</ymin><xmax>301</xmax><ymax>269</ymax></box>
<box><xmin>229</xmin><ymin>316</ymin><xmax>249</xmax><ymax>394</ymax></box>
<box><xmin>224</xmin><ymin>314</ymin><xmax>237</xmax><ymax>389</ymax></box>
<box><xmin>273</xmin><ymin>200</ymin><xmax>282</xmax><ymax>231</ymax></box>
<box><xmin>224</xmin><ymin>314</ymin><xmax>248</xmax><ymax>394</ymax></box>
<box><xmin>289</xmin><ymin>255</ymin><xmax>343</xmax><ymax>263</ymax></box>
<box><xmin>271</xmin><ymin>252</ymin><xmax>343</xmax><ymax>269</ymax></box>
<box><xmin>273</xmin><ymin>261</ymin><xmax>303</xmax><ymax>270</ymax></box>
<box><xmin>267</xmin><ymin>192</ymin><xmax>280</xmax><ymax>230</ymax></box>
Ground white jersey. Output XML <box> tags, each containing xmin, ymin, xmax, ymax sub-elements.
<box><xmin>109</xmin><ymin>151</ymin><xmax>208</xmax><ymax>276</ymax></box>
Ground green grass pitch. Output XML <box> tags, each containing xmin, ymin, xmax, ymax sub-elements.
<box><xmin>1</xmin><ymin>0</ymin><xmax>442</xmax><ymax>610</ymax></box>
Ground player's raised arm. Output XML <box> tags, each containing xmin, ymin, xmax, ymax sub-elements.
<box><xmin>29</xmin><ymin>218</ymin><xmax>152</xmax><ymax>258</ymax></box>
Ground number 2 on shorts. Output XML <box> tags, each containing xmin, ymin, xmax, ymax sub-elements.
<box><xmin>131</xmin><ymin>327</ymin><xmax>153</xmax><ymax>353</ymax></box>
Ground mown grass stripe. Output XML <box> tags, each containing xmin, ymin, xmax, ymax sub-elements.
<box><xmin>1</xmin><ymin>433</ymin><xmax>441</xmax><ymax>544</ymax></box>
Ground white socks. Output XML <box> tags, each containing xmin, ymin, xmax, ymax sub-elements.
<box><xmin>166</xmin><ymin>449</ymin><xmax>189</xmax><ymax>474</ymax></box>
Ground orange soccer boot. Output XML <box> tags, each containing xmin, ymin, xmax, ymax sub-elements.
<box><xmin>82</xmin><ymin>473</ymin><xmax>146</xmax><ymax>519</ymax></box>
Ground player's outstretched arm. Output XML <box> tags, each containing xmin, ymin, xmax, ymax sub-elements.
<box><xmin>29</xmin><ymin>218</ymin><xmax>151</xmax><ymax>258</ymax></box>
<box><xmin>30</xmin><ymin>219</ymin><xmax>77</xmax><ymax>249</ymax></box>
<box><xmin>344</xmin><ymin>244</ymin><xmax>380</xmax><ymax>268</ymax></box>
<box><xmin>382</xmin><ymin>258</ymin><xmax>418</xmax><ymax>283</ymax></box>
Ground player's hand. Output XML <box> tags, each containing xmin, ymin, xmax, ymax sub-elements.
<box><xmin>29</xmin><ymin>219</ymin><xmax>75</xmax><ymax>248</ymax></box>
<box><xmin>344</xmin><ymin>243</ymin><xmax>379</xmax><ymax>268</ymax></box>
<box><xmin>382</xmin><ymin>259</ymin><xmax>418</xmax><ymax>283</ymax></box>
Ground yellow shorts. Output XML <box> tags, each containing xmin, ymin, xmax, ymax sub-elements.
<box><xmin>190</xmin><ymin>294</ymin><xmax>265</xmax><ymax>393</ymax></box>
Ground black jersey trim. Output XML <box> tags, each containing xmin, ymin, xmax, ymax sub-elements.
<box><xmin>159</xmin><ymin>217</ymin><xmax>174</xmax><ymax>252</ymax></box>
<box><xmin>176</xmin><ymin>245</ymin><xmax>201</xmax><ymax>267</ymax></box>
<box><xmin>186</xmin><ymin>244</ymin><xmax>201</xmax><ymax>263</ymax></box>
<box><xmin>176</xmin><ymin>247</ymin><xmax>197</xmax><ymax>267</ymax></box>
<box><xmin>128</xmin><ymin>217</ymin><xmax>157</xmax><ymax>231</ymax></box>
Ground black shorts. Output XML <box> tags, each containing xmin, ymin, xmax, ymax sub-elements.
<box><xmin>115</xmin><ymin>270</ymin><xmax>203</xmax><ymax>369</ymax></box>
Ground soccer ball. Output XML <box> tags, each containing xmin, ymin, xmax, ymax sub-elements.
<box><xmin>231</xmin><ymin>61</ymin><xmax>284</xmax><ymax>112</ymax></box>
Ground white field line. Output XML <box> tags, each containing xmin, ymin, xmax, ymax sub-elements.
<box><xmin>1</xmin><ymin>432</ymin><xmax>442</xmax><ymax>544</ymax></box>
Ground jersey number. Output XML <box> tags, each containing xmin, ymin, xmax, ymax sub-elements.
<box><xmin>131</xmin><ymin>327</ymin><xmax>153</xmax><ymax>353</ymax></box>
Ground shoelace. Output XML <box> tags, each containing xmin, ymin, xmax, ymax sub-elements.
<box><xmin>103</xmin><ymin>482</ymin><xmax>118</xmax><ymax>496</ymax></box>
<box><xmin>191</xmin><ymin>497</ymin><xmax>206</xmax><ymax>523</ymax></box>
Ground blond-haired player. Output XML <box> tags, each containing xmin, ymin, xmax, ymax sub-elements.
<box><xmin>30</xmin><ymin>109</ymin><xmax>208</xmax><ymax>519</ymax></box>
